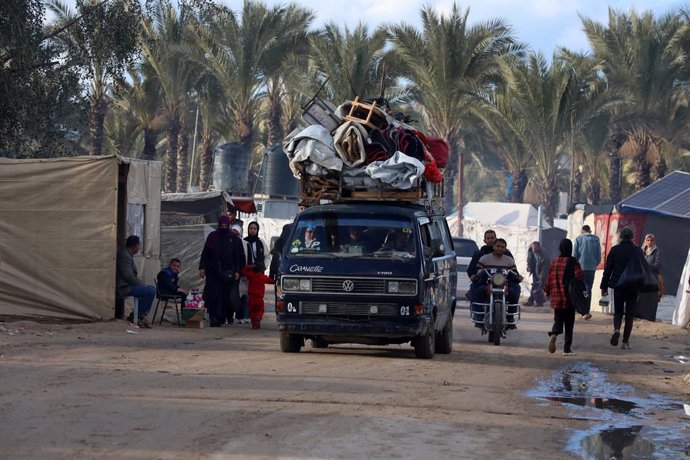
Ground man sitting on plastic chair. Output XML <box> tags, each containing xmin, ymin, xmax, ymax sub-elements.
<box><xmin>116</xmin><ymin>235</ymin><xmax>156</xmax><ymax>328</ymax></box>
<box><xmin>155</xmin><ymin>258</ymin><xmax>187</xmax><ymax>325</ymax></box>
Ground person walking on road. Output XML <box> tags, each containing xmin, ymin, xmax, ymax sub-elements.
<box><xmin>525</xmin><ymin>241</ymin><xmax>548</xmax><ymax>307</ymax></box>
<box><xmin>573</xmin><ymin>225</ymin><xmax>601</xmax><ymax>320</ymax></box>
<box><xmin>544</xmin><ymin>239</ymin><xmax>583</xmax><ymax>356</ymax></box>
<box><xmin>600</xmin><ymin>227</ymin><xmax>644</xmax><ymax>350</ymax></box>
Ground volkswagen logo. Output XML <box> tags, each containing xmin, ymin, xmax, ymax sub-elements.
<box><xmin>342</xmin><ymin>280</ymin><xmax>355</xmax><ymax>292</ymax></box>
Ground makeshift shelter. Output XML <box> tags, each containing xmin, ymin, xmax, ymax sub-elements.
<box><xmin>566</xmin><ymin>172</ymin><xmax>690</xmax><ymax>316</ymax></box>
<box><xmin>447</xmin><ymin>202</ymin><xmax>551</xmax><ymax>292</ymax></box>
<box><xmin>0</xmin><ymin>156</ymin><xmax>162</xmax><ymax>321</ymax></box>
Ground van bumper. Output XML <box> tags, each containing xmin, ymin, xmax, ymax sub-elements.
<box><xmin>277</xmin><ymin>315</ymin><xmax>431</xmax><ymax>338</ymax></box>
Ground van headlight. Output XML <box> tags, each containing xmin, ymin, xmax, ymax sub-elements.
<box><xmin>282</xmin><ymin>278</ymin><xmax>311</xmax><ymax>292</ymax></box>
<box><xmin>387</xmin><ymin>280</ymin><xmax>416</xmax><ymax>294</ymax></box>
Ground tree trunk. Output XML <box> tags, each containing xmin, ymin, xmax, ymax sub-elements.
<box><xmin>572</xmin><ymin>167</ymin><xmax>582</xmax><ymax>205</ymax></box>
<box><xmin>142</xmin><ymin>127</ymin><xmax>157</xmax><ymax>161</ymax></box>
<box><xmin>538</xmin><ymin>179</ymin><xmax>558</xmax><ymax>226</ymax></box>
<box><xmin>510</xmin><ymin>169</ymin><xmax>527</xmax><ymax>203</ymax></box>
<box><xmin>655</xmin><ymin>153</ymin><xmax>666</xmax><ymax>180</ymax></box>
<box><xmin>199</xmin><ymin>134</ymin><xmax>213</xmax><ymax>191</ymax></box>
<box><xmin>633</xmin><ymin>138</ymin><xmax>651</xmax><ymax>191</ymax></box>
<box><xmin>164</xmin><ymin>117</ymin><xmax>179</xmax><ymax>193</ymax></box>
<box><xmin>176</xmin><ymin>118</ymin><xmax>189</xmax><ymax>193</ymax></box>
<box><xmin>587</xmin><ymin>179</ymin><xmax>601</xmax><ymax>205</ymax></box>
<box><xmin>609</xmin><ymin>151</ymin><xmax>621</xmax><ymax>204</ymax></box>
<box><xmin>89</xmin><ymin>94</ymin><xmax>107</xmax><ymax>156</ymax></box>
<box><xmin>267</xmin><ymin>81</ymin><xmax>284</xmax><ymax>147</ymax></box>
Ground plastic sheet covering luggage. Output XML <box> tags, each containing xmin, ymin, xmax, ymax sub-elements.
<box><xmin>365</xmin><ymin>151</ymin><xmax>425</xmax><ymax>190</ymax></box>
<box><xmin>283</xmin><ymin>125</ymin><xmax>343</xmax><ymax>178</ymax></box>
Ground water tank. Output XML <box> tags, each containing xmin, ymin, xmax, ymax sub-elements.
<box><xmin>213</xmin><ymin>142</ymin><xmax>249</xmax><ymax>193</ymax></box>
<box><xmin>262</xmin><ymin>144</ymin><xmax>299</xmax><ymax>197</ymax></box>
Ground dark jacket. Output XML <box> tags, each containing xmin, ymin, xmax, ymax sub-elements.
<box><xmin>116</xmin><ymin>248</ymin><xmax>141</xmax><ymax>298</ymax></box>
<box><xmin>269</xmin><ymin>223</ymin><xmax>292</xmax><ymax>279</ymax></box>
<box><xmin>199</xmin><ymin>232</ymin><xmax>245</xmax><ymax>278</ymax></box>
<box><xmin>600</xmin><ymin>240</ymin><xmax>644</xmax><ymax>291</ymax></box>
<box><xmin>467</xmin><ymin>245</ymin><xmax>514</xmax><ymax>277</ymax></box>
<box><xmin>643</xmin><ymin>246</ymin><xmax>662</xmax><ymax>275</ymax></box>
<box><xmin>157</xmin><ymin>267</ymin><xmax>183</xmax><ymax>296</ymax></box>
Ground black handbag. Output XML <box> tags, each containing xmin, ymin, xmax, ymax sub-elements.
<box><xmin>564</xmin><ymin>257</ymin><xmax>589</xmax><ymax>315</ymax></box>
<box><xmin>614</xmin><ymin>250</ymin><xmax>658</xmax><ymax>292</ymax></box>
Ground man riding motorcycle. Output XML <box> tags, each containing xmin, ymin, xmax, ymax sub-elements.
<box><xmin>467</xmin><ymin>230</ymin><xmax>514</xmax><ymax>301</ymax></box>
<box><xmin>472</xmin><ymin>238</ymin><xmax>523</xmax><ymax>309</ymax></box>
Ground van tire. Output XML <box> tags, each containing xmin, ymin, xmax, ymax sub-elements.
<box><xmin>280</xmin><ymin>333</ymin><xmax>302</xmax><ymax>353</ymax></box>
<box><xmin>435</xmin><ymin>314</ymin><xmax>453</xmax><ymax>354</ymax></box>
<box><xmin>413</xmin><ymin>316</ymin><xmax>435</xmax><ymax>359</ymax></box>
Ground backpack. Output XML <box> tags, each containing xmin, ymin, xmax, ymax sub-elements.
<box><xmin>564</xmin><ymin>257</ymin><xmax>589</xmax><ymax>315</ymax></box>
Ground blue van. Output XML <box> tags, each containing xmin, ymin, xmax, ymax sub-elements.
<box><xmin>275</xmin><ymin>201</ymin><xmax>457</xmax><ymax>358</ymax></box>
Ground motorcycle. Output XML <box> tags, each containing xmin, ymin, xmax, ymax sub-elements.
<box><xmin>470</xmin><ymin>268</ymin><xmax>520</xmax><ymax>345</ymax></box>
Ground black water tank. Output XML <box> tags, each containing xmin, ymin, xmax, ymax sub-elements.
<box><xmin>213</xmin><ymin>142</ymin><xmax>249</xmax><ymax>193</ymax></box>
<box><xmin>262</xmin><ymin>144</ymin><xmax>299</xmax><ymax>197</ymax></box>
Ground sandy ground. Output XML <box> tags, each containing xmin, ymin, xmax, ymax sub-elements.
<box><xmin>0</xmin><ymin>302</ymin><xmax>688</xmax><ymax>460</ymax></box>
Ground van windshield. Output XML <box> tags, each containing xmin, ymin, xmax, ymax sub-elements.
<box><xmin>287</xmin><ymin>213</ymin><xmax>416</xmax><ymax>259</ymax></box>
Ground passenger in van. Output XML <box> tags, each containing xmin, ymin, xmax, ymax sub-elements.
<box><xmin>340</xmin><ymin>226</ymin><xmax>369</xmax><ymax>253</ymax></box>
<box><xmin>379</xmin><ymin>228</ymin><xmax>415</xmax><ymax>254</ymax></box>
<box><xmin>303</xmin><ymin>224</ymin><xmax>321</xmax><ymax>250</ymax></box>
<box><xmin>473</xmin><ymin>238</ymin><xmax>523</xmax><ymax>305</ymax></box>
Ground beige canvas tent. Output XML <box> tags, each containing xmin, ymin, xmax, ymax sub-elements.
<box><xmin>0</xmin><ymin>155</ymin><xmax>161</xmax><ymax>321</ymax></box>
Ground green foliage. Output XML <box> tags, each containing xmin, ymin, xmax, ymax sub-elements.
<box><xmin>0</xmin><ymin>0</ymin><xmax>84</xmax><ymax>157</ymax></box>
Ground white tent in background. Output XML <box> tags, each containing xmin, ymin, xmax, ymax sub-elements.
<box><xmin>446</xmin><ymin>202</ymin><xmax>551</xmax><ymax>295</ymax></box>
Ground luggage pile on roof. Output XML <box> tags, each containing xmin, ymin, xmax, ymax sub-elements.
<box><xmin>283</xmin><ymin>96</ymin><xmax>449</xmax><ymax>205</ymax></box>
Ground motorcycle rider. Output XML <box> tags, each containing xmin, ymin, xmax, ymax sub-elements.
<box><xmin>473</xmin><ymin>238</ymin><xmax>524</xmax><ymax>305</ymax></box>
<box><xmin>467</xmin><ymin>230</ymin><xmax>514</xmax><ymax>301</ymax></box>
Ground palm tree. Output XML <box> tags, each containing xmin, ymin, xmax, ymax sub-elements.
<box><xmin>46</xmin><ymin>0</ymin><xmax>141</xmax><ymax>156</ymax></box>
<box><xmin>310</xmin><ymin>22</ymin><xmax>397</xmax><ymax>105</ymax></box>
<box><xmin>140</xmin><ymin>0</ymin><xmax>195</xmax><ymax>192</ymax></box>
<box><xmin>111</xmin><ymin>67</ymin><xmax>164</xmax><ymax>161</ymax></box>
<box><xmin>582</xmin><ymin>8</ymin><xmax>690</xmax><ymax>192</ymax></box>
<box><xmin>388</xmin><ymin>3</ymin><xmax>523</xmax><ymax>216</ymax></box>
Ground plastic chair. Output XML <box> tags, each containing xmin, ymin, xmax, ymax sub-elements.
<box><xmin>153</xmin><ymin>279</ymin><xmax>183</xmax><ymax>326</ymax></box>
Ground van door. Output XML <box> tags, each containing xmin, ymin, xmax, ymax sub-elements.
<box><xmin>418</xmin><ymin>218</ymin><xmax>453</xmax><ymax>327</ymax></box>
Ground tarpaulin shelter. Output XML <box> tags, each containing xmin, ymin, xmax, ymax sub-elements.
<box><xmin>0</xmin><ymin>156</ymin><xmax>162</xmax><ymax>321</ymax></box>
<box><xmin>567</xmin><ymin>171</ymin><xmax>690</xmax><ymax>316</ymax></box>
<box><xmin>160</xmin><ymin>191</ymin><xmax>260</xmax><ymax>291</ymax></box>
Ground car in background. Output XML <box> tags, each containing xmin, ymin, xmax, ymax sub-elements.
<box><xmin>452</xmin><ymin>237</ymin><xmax>479</xmax><ymax>302</ymax></box>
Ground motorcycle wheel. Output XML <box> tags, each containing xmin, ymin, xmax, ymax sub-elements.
<box><xmin>492</xmin><ymin>301</ymin><xmax>502</xmax><ymax>346</ymax></box>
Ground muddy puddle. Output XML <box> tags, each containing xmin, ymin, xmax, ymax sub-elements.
<box><xmin>527</xmin><ymin>362</ymin><xmax>689</xmax><ymax>459</ymax></box>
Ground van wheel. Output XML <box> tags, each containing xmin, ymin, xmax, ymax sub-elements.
<box><xmin>413</xmin><ymin>316</ymin><xmax>435</xmax><ymax>359</ymax></box>
<box><xmin>311</xmin><ymin>338</ymin><xmax>328</xmax><ymax>348</ymax></box>
<box><xmin>435</xmin><ymin>314</ymin><xmax>453</xmax><ymax>354</ymax></box>
<box><xmin>280</xmin><ymin>333</ymin><xmax>302</xmax><ymax>353</ymax></box>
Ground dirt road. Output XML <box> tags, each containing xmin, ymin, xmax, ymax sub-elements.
<box><xmin>0</xmin><ymin>305</ymin><xmax>688</xmax><ymax>460</ymax></box>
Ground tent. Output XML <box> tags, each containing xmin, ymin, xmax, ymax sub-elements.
<box><xmin>447</xmin><ymin>202</ymin><xmax>552</xmax><ymax>293</ymax></box>
<box><xmin>0</xmin><ymin>156</ymin><xmax>162</xmax><ymax>321</ymax></box>
<box><xmin>567</xmin><ymin>172</ymin><xmax>690</xmax><ymax>315</ymax></box>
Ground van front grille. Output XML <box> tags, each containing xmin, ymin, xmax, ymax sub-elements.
<box><xmin>300</xmin><ymin>302</ymin><xmax>398</xmax><ymax>316</ymax></box>
<box><xmin>311</xmin><ymin>277</ymin><xmax>386</xmax><ymax>294</ymax></box>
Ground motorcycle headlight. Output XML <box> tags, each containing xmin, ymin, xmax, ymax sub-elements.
<box><xmin>492</xmin><ymin>273</ymin><xmax>507</xmax><ymax>287</ymax></box>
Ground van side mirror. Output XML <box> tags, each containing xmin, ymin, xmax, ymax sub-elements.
<box><xmin>430</xmin><ymin>238</ymin><xmax>445</xmax><ymax>257</ymax></box>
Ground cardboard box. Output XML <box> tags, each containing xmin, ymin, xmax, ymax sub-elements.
<box><xmin>182</xmin><ymin>308</ymin><xmax>206</xmax><ymax>328</ymax></box>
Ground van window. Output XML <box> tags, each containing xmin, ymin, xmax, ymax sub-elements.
<box><xmin>288</xmin><ymin>213</ymin><xmax>416</xmax><ymax>259</ymax></box>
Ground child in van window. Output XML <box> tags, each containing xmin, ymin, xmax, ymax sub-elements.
<box><xmin>241</xmin><ymin>263</ymin><xmax>274</xmax><ymax>329</ymax></box>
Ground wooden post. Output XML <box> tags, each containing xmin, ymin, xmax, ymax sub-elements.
<box><xmin>457</xmin><ymin>151</ymin><xmax>464</xmax><ymax>237</ymax></box>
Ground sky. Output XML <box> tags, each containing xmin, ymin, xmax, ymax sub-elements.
<box><xmin>254</xmin><ymin>0</ymin><xmax>684</xmax><ymax>55</ymax></box>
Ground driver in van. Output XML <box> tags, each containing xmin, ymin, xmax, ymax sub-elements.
<box><xmin>473</xmin><ymin>238</ymin><xmax>523</xmax><ymax>306</ymax></box>
<box><xmin>379</xmin><ymin>228</ymin><xmax>415</xmax><ymax>254</ymax></box>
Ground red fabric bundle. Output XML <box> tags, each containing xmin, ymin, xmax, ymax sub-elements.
<box><xmin>425</xmin><ymin>137</ymin><xmax>449</xmax><ymax>168</ymax></box>
<box><xmin>423</xmin><ymin>151</ymin><xmax>443</xmax><ymax>183</ymax></box>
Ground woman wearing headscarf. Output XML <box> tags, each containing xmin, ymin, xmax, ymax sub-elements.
<box><xmin>543</xmin><ymin>238</ymin><xmax>584</xmax><ymax>356</ymax></box>
<box><xmin>638</xmin><ymin>233</ymin><xmax>663</xmax><ymax>321</ymax></box>
<box><xmin>199</xmin><ymin>215</ymin><xmax>245</xmax><ymax>327</ymax></box>
<box><xmin>244</xmin><ymin>221</ymin><xmax>270</xmax><ymax>272</ymax></box>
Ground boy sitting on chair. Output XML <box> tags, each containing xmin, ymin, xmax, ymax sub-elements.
<box><xmin>157</xmin><ymin>258</ymin><xmax>188</xmax><ymax>300</ymax></box>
